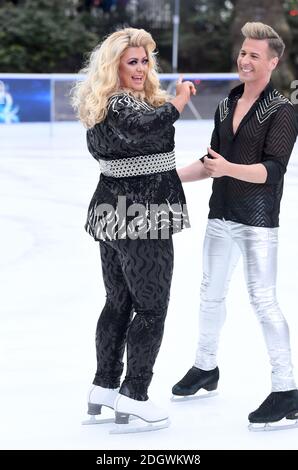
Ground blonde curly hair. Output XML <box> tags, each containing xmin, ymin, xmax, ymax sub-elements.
<box><xmin>71</xmin><ymin>27</ymin><xmax>169</xmax><ymax>128</ymax></box>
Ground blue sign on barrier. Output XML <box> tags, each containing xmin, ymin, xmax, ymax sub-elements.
<box><xmin>0</xmin><ymin>78</ymin><xmax>51</xmax><ymax>123</ymax></box>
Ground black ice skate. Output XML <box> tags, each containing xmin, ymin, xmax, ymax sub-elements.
<box><xmin>171</xmin><ymin>366</ymin><xmax>219</xmax><ymax>402</ymax></box>
<box><xmin>248</xmin><ymin>390</ymin><xmax>298</xmax><ymax>431</ymax></box>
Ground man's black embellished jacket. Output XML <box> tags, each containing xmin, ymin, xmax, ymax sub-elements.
<box><xmin>206</xmin><ymin>82</ymin><xmax>298</xmax><ymax>227</ymax></box>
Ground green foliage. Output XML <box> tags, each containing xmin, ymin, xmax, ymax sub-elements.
<box><xmin>0</xmin><ymin>0</ymin><xmax>97</xmax><ymax>72</ymax></box>
<box><xmin>0</xmin><ymin>0</ymin><xmax>296</xmax><ymax>74</ymax></box>
<box><xmin>285</xmin><ymin>2</ymin><xmax>298</xmax><ymax>75</ymax></box>
<box><xmin>178</xmin><ymin>0</ymin><xmax>233</xmax><ymax>72</ymax></box>
<box><xmin>126</xmin><ymin>0</ymin><xmax>233</xmax><ymax>72</ymax></box>
<box><xmin>179</xmin><ymin>0</ymin><xmax>231</xmax><ymax>72</ymax></box>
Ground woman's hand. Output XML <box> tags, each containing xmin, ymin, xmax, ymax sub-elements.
<box><xmin>171</xmin><ymin>75</ymin><xmax>196</xmax><ymax>114</ymax></box>
<box><xmin>176</xmin><ymin>75</ymin><xmax>196</xmax><ymax>100</ymax></box>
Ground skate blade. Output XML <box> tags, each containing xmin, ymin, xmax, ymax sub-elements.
<box><xmin>248</xmin><ymin>419</ymin><xmax>298</xmax><ymax>432</ymax></box>
<box><xmin>109</xmin><ymin>418</ymin><xmax>170</xmax><ymax>434</ymax></box>
<box><xmin>82</xmin><ymin>414</ymin><xmax>138</xmax><ymax>425</ymax></box>
<box><xmin>82</xmin><ymin>415</ymin><xmax>115</xmax><ymax>425</ymax></box>
<box><xmin>171</xmin><ymin>390</ymin><xmax>218</xmax><ymax>402</ymax></box>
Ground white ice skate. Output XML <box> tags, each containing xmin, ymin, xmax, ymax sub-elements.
<box><xmin>109</xmin><ymin>394</ymin><xmax>170</xmax><ymax>434</ymax></box>
<box><xmin>82</xmin><ymin>385</ymin><xmax>119</xmax><ymax>425</ymax></box>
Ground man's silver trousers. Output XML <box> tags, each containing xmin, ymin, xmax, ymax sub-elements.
<box><xmin>195</xmin><ymin>218</ymin><xmax>296</xmax><ymax>391</ymax></box>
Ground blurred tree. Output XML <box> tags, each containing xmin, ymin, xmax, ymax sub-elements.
<box><xmin>78</xmin><ymin>0</ymin><xmax>118</xmax><ymax>12</ymax></box>
<box><xmin>230</xmin><ymin>0</ymin><xmax>294</xmax><ymax>94</ymax></box>
<box><xmin>0</xmin><ymin>0</ymin><xmax>97</xmax><ymax>72</ymax></box>
<box><xmin>126</xmin><ymin>0</ymin><xmax>233</xmax><ymax>73</ymax></box>
<box><xmin>75</xmin><ymin>0</ymin><xmax>133</xmax><ymax>53</ymax></box>
<box><xmin>0</xmin><ymin>0</ymin><xmax>297</xmax><ymax>77</ymax></box>
<box><xmin>285</xmin><ymin>0</ymin><xmax>298</xmax><ymax>77</ymax></box>
<box><xmin>178</xmin><ymin>0</ymin><xmax>233</xmax><ymax>72</ymax></box>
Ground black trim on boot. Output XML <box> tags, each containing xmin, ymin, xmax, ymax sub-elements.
<box><xmin>119</xmin><ymin>374</ymin><xmax>152</xmax><ymax>401</ymax></box>
<box><xmin>92</xmin><ymin>376</ymin><xmax>121</xmax><ymax>389</ymax></box>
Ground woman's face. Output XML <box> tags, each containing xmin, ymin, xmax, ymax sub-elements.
<box><xmin>118</xmin><ymin>46</ymin><xmax>149</xmax><ymax>92</ymax></box>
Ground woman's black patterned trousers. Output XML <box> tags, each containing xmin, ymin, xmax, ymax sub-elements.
<box><xmin>93</xmin><ymin>237</ymin><xmax>174</xmax><ymax>400</ymax></box>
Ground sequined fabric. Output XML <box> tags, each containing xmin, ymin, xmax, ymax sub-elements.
<box><xmin>85</xmin><ymin>93</ymin><xmax>189</xmax><ymax>240</ymax></box>
<box><xmin>93</xmin><ymin>237</ymin><xmax>174</xmax><ymax>400</ymax></box>
<box><xmin>98</xmin><ymin>150</ymin><xmax>176</xmax><ymax>178</ymax></box>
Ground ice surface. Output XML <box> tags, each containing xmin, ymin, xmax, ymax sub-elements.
<box><xmin>0</xmin><ymin>120</ymin><xmax>298</xmax><ymax>449</ymax></box>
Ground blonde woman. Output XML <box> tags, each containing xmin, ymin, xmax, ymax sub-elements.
<box><xmin>72</xmin><ymin>27</ymin><xmax>195</xmax><ymax>433</ymax></box>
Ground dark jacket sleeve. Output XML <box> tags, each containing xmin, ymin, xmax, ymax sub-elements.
<box><xmin>107</xmin><ymin>94</ymin><xmax>180</xmax><ymax>135</ymax></box>
<box><xmin>200</xmin><ymin>105</ymin><xmax>220</xmax><ymax>162</ymax></box>
<box><xmin>262</xmin><ymin>103</ymin><xmax>298</xmax><ymax>184</ymax></box>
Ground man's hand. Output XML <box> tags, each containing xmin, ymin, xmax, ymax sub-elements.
<box><xmin>203</xmin><ymin>147</ymin><xmax>231</xmax><ymax>178</ymax></box>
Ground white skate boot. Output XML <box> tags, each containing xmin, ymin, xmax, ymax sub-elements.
<box><xmin>110</xmin><ymin>394</ymin><xmax>170</xmax><ymax>434</ymax></box>
<box><xmin>82</xmin><ymin>385</ymin><xmax>119</xmax><ymax>425</ymax></box>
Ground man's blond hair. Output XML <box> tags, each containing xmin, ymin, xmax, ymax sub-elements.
<box><xmin>241</xmin><ymin>22</ymin><xmax>285</xmax><ymax>58</ymax></box>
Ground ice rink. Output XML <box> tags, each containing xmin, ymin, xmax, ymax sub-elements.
<box><xmin>1</xmin><ymin>120</ymin><xmax>298</xmax><ymax>450</ymax></box>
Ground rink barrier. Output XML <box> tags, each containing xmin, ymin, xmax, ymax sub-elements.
<box><xmin>0</xmin><ymin>73</ymin><xmax>240</xmax><ymax>123</ymax></box>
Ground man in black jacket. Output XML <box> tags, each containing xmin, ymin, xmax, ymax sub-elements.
<box><xmin>173</xmin><ymin>22</ymin><xmax>298</xmax><ymax>429</ymax></box>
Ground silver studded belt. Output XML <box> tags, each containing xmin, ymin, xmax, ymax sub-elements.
<box><xmin>99</xmin><ymin>150</ymin><xmax>176</xmax><ymax>178</ymax></box>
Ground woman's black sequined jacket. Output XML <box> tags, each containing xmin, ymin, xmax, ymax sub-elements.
<box><xmin>85</xmin><ymin>93</ymin><xmax>189</xmax><ymax>241</ymax></box>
